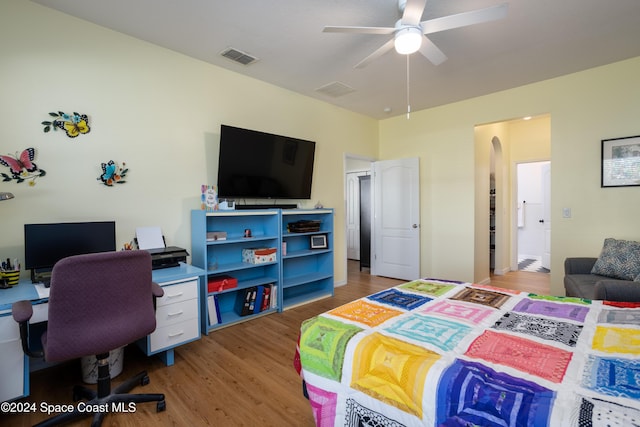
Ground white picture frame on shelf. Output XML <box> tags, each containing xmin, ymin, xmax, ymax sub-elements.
<box><xmin>310</xmin><ymin>234</ymin><xmax>328</xmax><ymax>249</ymax></box>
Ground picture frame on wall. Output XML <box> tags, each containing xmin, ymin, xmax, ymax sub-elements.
<box><xmin>601</xmin><ymin>135</ymin><xmax>640</xmax><ymax>187</ymax></box>
<box><xmin>310</xmin><ymin>234</ymin><xmax>328</xmax><ymax>250</ymax></box>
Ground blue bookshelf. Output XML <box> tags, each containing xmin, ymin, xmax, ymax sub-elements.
<box><xmin>191</xmin><ymin>209</ymin><xmax>281</xmax><ymax>332</ymax></box>
<box><xmin>281</xmin><ymin>209</ymin><xmax>334</xmax><ymax>310</ymax></box>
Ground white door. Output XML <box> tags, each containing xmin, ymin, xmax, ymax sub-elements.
<box><xmin>346</xmin><ymin>172</ymin><xmax>362</xmax><ymax>260</ymax></box>
<box><xmin>541</xmin><ymin>163</ymin><xmax>551</xmax><ymax>269</ymax></box>
<box><xmin>371</xmin><ymin>158</ymin><xmax>420</xmax><ymax>280</ymax></box>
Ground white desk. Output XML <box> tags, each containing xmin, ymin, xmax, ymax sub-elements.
<box><xmin>0</xmin><ymin>263</ymin><xmax>205</xmax><ymax>402</ymax></box>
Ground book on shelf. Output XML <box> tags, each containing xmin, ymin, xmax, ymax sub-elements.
<box><xmin>207</xmin><ymin>295</ymin><xmax>221</xmax><ymax>325</ymax></box>
<box><xmin>235</xmin><ymin>287</ymin><xmax>257</xmax><ymax>316</ymax></box>
<box><xmin>261</xmin><ymin>284</ymin><xmax>272</xmax><ymax>312</ymax></box>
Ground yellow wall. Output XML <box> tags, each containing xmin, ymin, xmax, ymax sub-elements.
<box><xmin>380</xmin><ymin>58</ymin><xmax>640</xmax><ymax>295</ymax></box>
<box><xmin>0</xmin><ymin>0</ymin><xmax>379</xmax><ymax>285</ymax></box>
<box><xmin>3</xmin><ymin>1</ymin><xmax>640</xmax><ymax>297</ymax></box>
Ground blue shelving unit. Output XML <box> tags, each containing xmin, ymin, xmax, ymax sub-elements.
<box><xmin>191</xmin><ymin>209</ymin><xmax>281</xmax><ymax>332</ymax></box>
<box><xmin>281</xmin><ymin>209</ymin><xmax>334</xmax><ymax>310</ymax></box>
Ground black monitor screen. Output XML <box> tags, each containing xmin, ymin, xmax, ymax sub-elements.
<box><xmin>24</xmin><ymin>221</ymin><xmax>117</xmax><ymax>272</ymax></box>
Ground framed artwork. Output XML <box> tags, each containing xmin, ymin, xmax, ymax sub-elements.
<box><xmin>601</xmin><ymin>135</ymin><xmax>640</xmax><ymax>187</ymax></box>
<box><xmin>310</xmin><ymin>234</ymin><xmax>328</xmax><ymax>249</ymax></box>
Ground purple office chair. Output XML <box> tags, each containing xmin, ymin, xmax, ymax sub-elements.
<box><xmin>12</xmin><ymin>250</ymin><xmax>166</xmax><ymax>426</ymax></box>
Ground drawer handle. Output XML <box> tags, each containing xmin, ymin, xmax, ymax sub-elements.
<box><xmin>166</xmin><ymin>292</ymin><xmax>184</xmax><ymax>298</ymax></box>
<box><xmin>167</xmin><ymin>310</ymin><xmax>184</xmax><ymax>317</ymax></box>
<box><xmin>168</xmin><ymin>331</ymin><xmax>184</xmax><ymax>338</ymax></box>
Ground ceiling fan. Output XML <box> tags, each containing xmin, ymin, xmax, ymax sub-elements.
<box><xmin>323</xmin><ymin>0</ymin><xmax>508</xmax><ymax>68</ymax></box>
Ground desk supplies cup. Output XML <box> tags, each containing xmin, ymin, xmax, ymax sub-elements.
<box><xmin>1</xmin><ymin>269</ymin><xmax>20</xmax><ymax>286</ymax></box>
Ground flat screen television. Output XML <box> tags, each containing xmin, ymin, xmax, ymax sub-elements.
<box><xmin>217</xmin><ymin>125</ymin><xmax>316</xmax><ymax>199</ymax></box>
<box><xmin>24</xmin><ymin>221</ymin><xmax>116</xmax><ymax>282</ymax></box>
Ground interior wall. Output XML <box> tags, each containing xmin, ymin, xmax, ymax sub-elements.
<box><xmin>0</xmin><ymin>0</ymin><xmax>380</xmax><ymax>286</ymax></box>
<box><xmin>379</xmin><ymin>59</ymin><xmax>639</xmax><ymax>296</ymax></box>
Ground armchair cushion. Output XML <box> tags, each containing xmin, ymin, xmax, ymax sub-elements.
<box><xmin>591</xmin><ymin>238</ymin><xmax>640</xmax><ymax>281</ymax></box>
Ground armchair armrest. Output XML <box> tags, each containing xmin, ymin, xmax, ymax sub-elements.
<box><xmin>564</xmin><ymin>257</ymin><xmax>597</xmax><ymax>275</ymax></box>
<box><xmin>151</xmin><ymin>281</ymin><xmax>164</xmax><ymax>311</ymax></box>
<box><xmin>11</xmin><ymin>300</ymin><xmax>44</xmax><ymax>359</ymax></box>
<box><xmin>594</xmin><ymin>280</ymin><xmax>640</xmax><ymax>302</ymax></box>
<box><xmin>151</xmin><ymin>281</ymin><xmax>164</xmax><ymax>298</ymax></box>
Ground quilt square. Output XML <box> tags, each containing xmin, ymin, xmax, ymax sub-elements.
<box><xmin>345</xmin><ymin>398</ymin><xmax>407</xmax><ymax>427</ymax></box>
<box><xmin>299</xmin><ymin>316</ymin><xmax>362</xmax><ymax>381</ymax></box>
<box><xmin>527</xmin><ymin>293</ymin><xmax>591</xmax><ymax>305</ymax></box>
<box><xmin>351</xmin><ymin>332</ymin><xmax>440</xmax><ymax>419</ymax></box>
<box><xmin>437</xmin><ymin>360</ymin><xmax>554</xmax><ymax>427</ymax></box>
<box><xmin>465</xmin><ymin>330</ymin><xmax>573</xmax><ymax>383</ymax></box>
<box><xmin>592</xmin><ymin>326</ymin><xmax>640</xmax><ymax>354</ymax></box>
<box><xmin>399</xmin><ymin>280</ymin><xmax>456</xmax><ymax>297</ymax></box>
<box><xmin>492</xmin><ymin>312</ymin><xmax>583</xmax><ymax>347</ymax></box>
<box><xmin>582</xmin><ymin>355</ymin><xmax>640</xmax><ymax>400</ymax></box>
<box><xmin>473</xmin><ymin>283</ymin><xmax>521</xmax><ymax>295</ymax></box>
<box><xmin>421</xmin><ymin>299</ymin><xmax>494</xmax><ymax>324</ymax></box>
<box><xmin>513</xmin><ymin>298</ymin><xmax>589</xmax><ymax>322</ymax></box>
<box><xmin>385</xmin><ymin>314</ymin><xmax>472</xmax><ymax>352</ymax></box>
<box><xmin>367</xmin><ymin>288</ymin><xmax>431</xmax><ymax>311</ymax></box>
<box><xmin>306</xmin><ymin>382</ymin><xmax>338</xmax><ymax>427</ymax></box>
<box><xmin>604</xmin><ymin>300</ymin><xmax>640</xmax><ymax>309</ymax></box>
<box><xmin>450</xmin><ymin>288</ymin><xmax>511</xmax><ymax>309</ymax></box>
<box><xmin>329</xmin><ymin>299</ymin><xmax>403</xmax><ymax>327</ymax></box>
<box><xmin>597</xmin><ymin>308</ymin><xmax>640</xmax><ymax>325</ymax></box>
<box><xmin>572</xmin><ymin>396</ymin><xmax>640</xmax><ymax>427</ymax></box>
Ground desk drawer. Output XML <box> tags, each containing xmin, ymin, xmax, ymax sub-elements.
<box><xmin>158</xmin><ymin>280</ymin><xmax>198</xmax><ymax>307</ymax></box>
<box><xmin>155</xmin><ymin>298</ymin><xmax>198</xmax><ymax>328</ymax></box>
<box><xmin>149</xmin><ymin>318</ymin><xmax>199</xmax><ymax>352</ymax></box>
<box><xmin>0</xmin><ymin>314</ymin><xmax>19</xmax><ymax>341</ymax></box>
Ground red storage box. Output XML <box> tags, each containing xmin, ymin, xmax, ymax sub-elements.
<box><xmin>208</xmin><ymin>275</ymin><xmax>238</xmax><ymax>293</ymax></box>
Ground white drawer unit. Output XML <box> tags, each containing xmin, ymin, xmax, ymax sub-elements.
<box><xmin>0</xmin><ymin>313</ymin><xmax>25</xmax><ymax>402</ymax></box>
<box><xmin>137</xmin><ymin>275</ymin><xmax>202</xmax><ymax>366</ymax></box>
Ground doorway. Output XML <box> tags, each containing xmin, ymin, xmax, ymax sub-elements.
<box><xmin>516</xmin><ymin>161</ymin><xmax>551</xmax><ymax>273</ymax></box>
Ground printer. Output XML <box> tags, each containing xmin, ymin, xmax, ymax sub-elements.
<box><xmin>145</xmin><ymin>246</ymin><xmax>189</xmax><ymax>270</ymax></box>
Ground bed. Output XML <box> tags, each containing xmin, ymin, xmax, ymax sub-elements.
<box><xmin>294</xmin><ymin>278</ymin><xmax>640</xmax><ymax>426</ymax></box>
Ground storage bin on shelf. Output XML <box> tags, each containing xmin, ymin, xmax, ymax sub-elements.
<box><xmin>242</xmin><ymin>247</ymin><xmax>277</xmax><ymax>264</ymax></box>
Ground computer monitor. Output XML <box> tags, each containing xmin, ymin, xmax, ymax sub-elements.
<box><xmin>24</xmin><ymin>221</ymin><xmax>116</xmax><ymax>283</ymax></box>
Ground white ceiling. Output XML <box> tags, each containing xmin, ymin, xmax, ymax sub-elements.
<box><xmin>32</xmin><ymin>0</ymin><xmax>640</xmax><ymax>119</ymax></box>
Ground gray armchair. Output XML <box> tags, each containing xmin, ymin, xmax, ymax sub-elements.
<box><xmin>564</xmin><ymin>257</ymin><xmax>640</xmax><ymax>302</ymax></box>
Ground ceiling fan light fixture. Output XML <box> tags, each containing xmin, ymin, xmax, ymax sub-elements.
<box><xmin>394</xmin><ymin>27</ymin><xmax>422</xmax><ymax>54</ymax></box>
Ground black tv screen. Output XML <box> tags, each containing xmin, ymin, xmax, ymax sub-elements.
<box><xmin>217</xmin><ymin>125</ymin><xmax>315</xmax><ymax>199</ymax></box>
<box><xmin>24</xmin><ymin>221</ymin><xmax>117</xmax><ymax>273</ymax></box>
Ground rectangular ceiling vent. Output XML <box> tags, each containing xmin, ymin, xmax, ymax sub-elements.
<box><xmin>220</xmin><ymin>47</ymin><xmax>259</xmax><ymax>66</ymax></box>
<box><xmin>315</xmin><ymin>81</ymin><xmax>356</xmax><ymax>98</ymax></box>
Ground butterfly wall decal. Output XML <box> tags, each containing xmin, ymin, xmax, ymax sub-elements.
<box><xmin>42</xmin><ymin>111</ymin><xmax>90</xmax><ymax>138</ymax></box>
<box><xmin>0</xmin><ymin>147</ymin><xmax>46</xmax><ymax>185</ymax></box>
<box><xmin>98</xmin><ymin>160</ymin><xmax>128</xmax><ymax>186</ymax></box>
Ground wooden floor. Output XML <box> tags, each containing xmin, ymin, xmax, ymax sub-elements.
<box><xmin>2</xmin><ymin>263</ymin><xmax>548</xmax><ymax>427</ymax></box>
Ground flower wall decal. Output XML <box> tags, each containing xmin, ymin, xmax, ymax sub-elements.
<box><xmin>0</xmin><ymin>147</ymin><xmax>46</xmax><ymax>186</ymax></box>
<box><xmin>98</xmin><ymin>160</ymin><xmax>127</xmax><ymax>186</ymax></box>
<box><xmin>42</xmin><ymin>111</ymin><xmax>90</xmax><ymax>138</ymax></box>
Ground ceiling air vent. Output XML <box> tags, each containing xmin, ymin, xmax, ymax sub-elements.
<box><xmin>220</xmin><ymin>47</ymin><xmax>258</xmax><ymax>66</ymax></box>
<box><xmin>315</xmin><ymin>81</ymin><xmax>355</xmax><ymax>98</ymax></box>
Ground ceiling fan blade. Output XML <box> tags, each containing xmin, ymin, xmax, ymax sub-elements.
<box><xmin>323</xmin><ymin>26</ymin><xmax>395</xmax><ymax>35</ymax></box>
<box><xmin>421</xmin><ymin>3</ymin><xmax>508</xmax><ymax>35</ymax></box>
<box><xmin>402</xmin><ymin>0</ymin><xmax>428</xmax><ymax>26</ymax></box>
<box><xmin>418</xmin><ymin>36</ymin><xmax>447</xmax><ymax>65</ymax></box>
<box><xmin>354</xmin><ymin>38</ymin><xmax>396</xmax><ymax>69</ymax></box>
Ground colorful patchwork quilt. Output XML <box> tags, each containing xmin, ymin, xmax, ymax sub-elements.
<box><xmin>295</xmin><ymin>279</ymin><xmax>640</xmax><ymax>426</ymax></box>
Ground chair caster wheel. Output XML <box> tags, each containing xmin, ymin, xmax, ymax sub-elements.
<box><xmin>157</xmin><ymin>400</ymin><xmax>166</xmax><ymax>412</ymax></box>
<box><xmin>141</xmin><ymin>375</ymin><xmax>150</xmax><ymax>386</ymax></box>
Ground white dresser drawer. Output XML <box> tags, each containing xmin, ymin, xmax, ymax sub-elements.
<box><xmin>157</xmin><ymin>279</ymin><xmax>198</xmax><ymax>307</ymax></box>
<box><xmin>155</xmin><ymin>298</ymin><xmax>198</xmax><ymax>328</ymax></box>
<box><xmin>149</xmin><ymin>318</ymin><xmax>199</xmax><ymax>352</ymax></box>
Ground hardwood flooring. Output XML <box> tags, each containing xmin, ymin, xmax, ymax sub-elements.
<box><xmin>2</xmin><ymin>263</ymin><xmax>548</xmax><ymax>427</ymax></box>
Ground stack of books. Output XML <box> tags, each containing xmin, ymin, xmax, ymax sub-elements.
<box><xmin>234</xmin><ymin>284</ymin><xmax>275</xmax><ymax>317</ymax></box>
<box><xmin>206</xmin><ymin>231</ymin><xmax>227</xmax><ymax>241</ymax></box>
